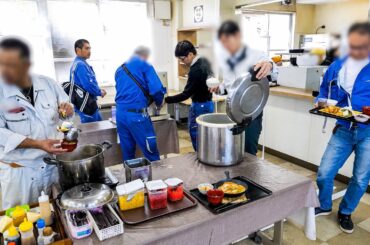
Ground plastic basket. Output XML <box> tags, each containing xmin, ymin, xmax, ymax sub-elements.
<box><xmin>88</xmin><ymin>204</ymin><xmax>124</xmax><ymax>241</ymax></box>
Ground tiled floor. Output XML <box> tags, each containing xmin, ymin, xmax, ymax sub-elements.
<box><xmin>175</xmin><ymin>124</ymin><xmax>370</xmax><ymax>245</ymax></box>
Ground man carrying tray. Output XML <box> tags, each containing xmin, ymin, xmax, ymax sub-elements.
<box><xmin>315</xmin><ymin>22</ymin><xmax>370</xmax><ymax>234</ymax></box>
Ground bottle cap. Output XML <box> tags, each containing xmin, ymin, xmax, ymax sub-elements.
<box><xmin>12</xmin><ymin>206</ymin><xmax>25</xmax><ymax>218</ymax></box>
<box><xmin>19</xmin><ymin>218</ymin><xmax>33</xmax><ymax>232</ymax></box>
<box><xmin>38</xmin><ymin>191</ymin><xmax>49</xmax><ymax>203</ymax></box>
<box><xmin>36</xmin><ymin>218</ymin><xmax>45</xmax><ymax>229</ymax></box>
<box><xmin>7</xmin><ymin>226</ymin><xmax>18</xmax><ymax>237</ymax></box>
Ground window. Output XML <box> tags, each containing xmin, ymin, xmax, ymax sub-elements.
<box><xmin>241</xmin><ymin>12</ymin><xmax>294</xmax><ymax>57</ymax></box>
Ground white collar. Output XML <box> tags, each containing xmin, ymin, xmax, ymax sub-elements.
<box><xmin>191</xmin><ymin>55</ymin><xmax>200</xmax><ymax>67</ymax></box>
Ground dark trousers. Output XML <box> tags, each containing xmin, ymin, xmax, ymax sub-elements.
<box><xmin>244</xmin><ymin>113</ymin><xmax>263</xmax><ymax>155</ymax></box>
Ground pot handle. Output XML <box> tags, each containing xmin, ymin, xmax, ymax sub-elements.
<box><xmin>43</xmin><ymin>157</ymin><xmax>58</xmax><ymax>165</ymax></box>
<box><xmin>230</xmin><ymin>117</ymin><xmax>251</xmax><ymax>135</ymax></box>
<box><xmin>100</xmin><ymin>141</ymin><xmax>112</xmax><ymax>151</ymax></box>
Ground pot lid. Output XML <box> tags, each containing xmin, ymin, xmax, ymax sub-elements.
<box><xmin>226</xmin><ymin>74</ymin><xmax>269</xmax><ymax>124</ymax></box>
<box><xmin>60</xmin><ymin>183</ymin><xmax>114</xmax><ymax>210</ymax></box>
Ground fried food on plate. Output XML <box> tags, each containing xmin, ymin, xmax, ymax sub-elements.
<box><xmin>217</xmin><ymin>182</ymin><xmax>246</xmax><ymax>195</ymax></box>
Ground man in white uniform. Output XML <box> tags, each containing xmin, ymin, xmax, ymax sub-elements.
<box><xmin>0</xmin><ymin>38</ymin><xmax>74</xmax><ymax>208</ymax></box>
<box><xmin>211</xmin><ymin>20</ymin><xmax>277</xmax><ymax>155</ymax></box>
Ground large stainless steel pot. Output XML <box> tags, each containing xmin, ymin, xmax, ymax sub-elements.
<box><xmin>197</xmin><ymin>113</ymin><xmax>244</xmax><ymax>166</ymax></box>
<box><xmin>44</xmin><ymin>141</ymin><xmax>112</xmax><ymax>190</ymax></box>
<box><xmin>197</xmin><ymin>73</ymin><xmax>270</xmax><ymax>166</ymax></box>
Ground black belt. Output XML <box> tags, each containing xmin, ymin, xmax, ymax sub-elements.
<box><xmin>127</xmin><ymin>108</ymin><xmax>147</xmax><ymax>113</ymax></box>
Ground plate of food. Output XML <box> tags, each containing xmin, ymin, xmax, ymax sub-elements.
<box><xmin>213</xmin><ymin>171</ymin><xmax>248</xmax><ymax>197</ymax></box>
<box><xmin>319</xmin><ymin>106</ymin><xmax>361</xmax><ymax>118</ymax></box>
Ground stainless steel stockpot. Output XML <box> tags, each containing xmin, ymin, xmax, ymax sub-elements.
<box><xmin>43</xmin><ymin>141</ymin><xmax>112</xmax><ymax>190</ymax></box>
<box><xmin>197</xmin><ymin>113</ymin><xmax>245</xmax><ymax>166</ymax></box>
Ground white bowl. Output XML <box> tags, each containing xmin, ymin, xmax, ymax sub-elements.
<box><xmin>206</xmin><ymin>77</ymin><xmax>220</xmax><ymax>88</ymax></box>
<box><xmin>354</xmin><ymin>114</ymin><xmax>370</xmax><ymax>123</ymax></box>
<box><xmin>197</xmin><ymin>183</ymin><xmax>213</xmax><ymax>195</ymax></box>
<box><xmin>326</xmin><ymin>99</ymin><xmax>338</xmax><ymax>106</ymax></box>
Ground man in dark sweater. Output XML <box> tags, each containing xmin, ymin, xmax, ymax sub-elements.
<box><xmin>165</xmin><ymin>40</ymin><xmax>214</xmax><ymax>151</ymax></box>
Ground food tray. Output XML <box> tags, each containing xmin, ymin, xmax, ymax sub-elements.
<box><xmin>0</xmin><ymin>201</ymin><xmax>72</xmax><ymax>245</ymax></box>
<box><xmin>113</xmin><ymin>190</ymin><xmax>197</xmax><ymax>225</ymax></box>
<box><xmin>309</xmin><ymin>108</ymin><xmax>370</xmax><ymax>124</ymax></box>
<box><xmin>190</xmin><ymin>176</ymin><xmax>272</xmax><ymax>214</ymax></box>
<box><xmin>87</xmin><ymin>205</ymin><xmax>124</xmax><ymax>241</ymax></box>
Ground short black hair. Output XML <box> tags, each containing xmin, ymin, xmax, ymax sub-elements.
<box><xmin>218</xmin><ymin>20</ymin><xmax>240</xmax><ymax>39</ymax></box>
<box><xmin>0</xmin><ymin>38</ymin><xmax>31</xmax><ymax>60</ymax></box>
<box><xmin>175</xmin><ymin>40</ymin><xmax>197</xmax><ymax>57</ymax></box>
<box><xmin>74</xmin><ymin>39</ymin><xmax>89</xmax><ymax>52</ymax></box>
<box><xmin>348</xmin><ymin>22</ymin><xmax>370</xmax><ymax>36</ymax></box>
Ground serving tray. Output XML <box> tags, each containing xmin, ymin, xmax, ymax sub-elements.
<box><xmin>190</xmin><ymin>176</ymin><xmax>272</xmax><ymax>214</ymax></box>
<box><xmin>0</xmin><ymin>201</ymin><xmax>72</xmax><ymax>245</ymax></box>
<box><xmin>113</xmin><ymin>191</ymin><xmax>197</xmax><ymax>225</ymax></box>
<box><xmin>309</xmin><ymin>108</ymin><xmax>370</xmax><ymax>124</ymax></box>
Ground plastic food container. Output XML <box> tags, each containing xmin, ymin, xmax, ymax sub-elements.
<box><xmin>145</xmin><ymin>180</ymin><xmax>168</xmax><ymax>210</ymax></box>
<box><xmin>116</xmin><ymin>179</ymin><xmax>145</xmax><ymax>211</ymax></box>
<box><xmin>164</xmin><ymin>178</ymin><xmax>184</xmax><ymax>202</ymax></box>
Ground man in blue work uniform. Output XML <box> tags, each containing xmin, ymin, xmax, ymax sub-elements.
<box><xmin>315</xmin><ymin>22</ymin><xmax>370</xmax><ymax>234</ymax></box>
<box><xmin>115</xmin><ymin>46</ymin><xmax>166</xmax><ymax>161</ymax></box>
<box><xmin>165</xmin><ymin>41</ymin><xmax>214</xmax><ymax>151</ymax></box>
<box><xmin>70</xmin><ymin>39</ymin><xmax>106</xmax><ymax>123</ymax></box>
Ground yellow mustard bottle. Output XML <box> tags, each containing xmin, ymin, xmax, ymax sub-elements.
<box><xmin>19</xmin><ymin>218</ymin><xmax>36</xmax><ymax>245</ymax></box>
<box><xmin>12</xmin><ymin>206</ymin><xmax>26</xmax><ymax>227</ymax></box>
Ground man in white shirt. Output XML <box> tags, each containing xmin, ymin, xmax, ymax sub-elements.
<box><xmin>211</xmin><ymin>20</ymin><xmax>276</xmax><ymax>155</ymax></box>
<box><xmin>0</xmin><ymin>38</ymin><xmax>74</xmax><ymax>208</ymax></box>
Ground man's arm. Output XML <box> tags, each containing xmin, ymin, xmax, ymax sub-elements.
<box><xmin>165</xmin><ymin>71</ymin><xmax>197</xmax><ymax>104</ymax></box>
<box><xmin>75</xmin><ymin>64</ymin><xmax>102</xmax><ymax>97</ymax></box>
<box><xmin>0</xmin><ymin>116</ymin><xmax>66</xmax><ymax>154</ymax></box>
<box><xmin>143</xmin><ymin>63</ymin><xmax>166</xmax><ymax>106</ymax></box>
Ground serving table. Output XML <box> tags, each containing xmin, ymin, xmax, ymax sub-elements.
<box><xmin>55</xmin><ymin>153</ymin><xmax>318</xmax><ymax>245</ymax></box>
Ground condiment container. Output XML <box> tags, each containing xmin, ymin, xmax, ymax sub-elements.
<box><xmin>145</xmin><ymin>180</ymin><xmax>168</xmax><ymax>210</ymax></box>
<box><xmin>38</xmin><ymin>191</ymin><xmax>53</xmax><ymax>226</ymax></box>
<box><xmin>36</xmin><ymin>218</ymin><xmax>45</xmax><ymax>245</ymax></box>
<box><xmin>5</xmin><ymin>226</ymin><xmax>20</xmax><ymax>245</ymax></box>
<box><xmin>164</xmin><ymin>178</ymin><xmax>184</xmax><ymax>202</ymax></box>
<box><xmin>42</xmin><ymin>227</ymin><xmax>55</xmax><ymax>245</ymax></box>
<box><xmin>116</xmin><ymin>179</ymin><xmax>145</xmax><ymax>211</ymax></box>
<box><xmin>12</xmin><ymin>206</ymin><xmax>26</xmax><ymax>227</ymax></box>
<box><xmin>19</xmin><ymin>218</ymin><xmax>36</xmax><ymax>245</ymax></box>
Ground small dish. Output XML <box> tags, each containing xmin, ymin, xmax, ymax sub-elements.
<box><xmin>197</xmin><ymin>183</ymin><xmax>213</xmax><ymax>195</ymax></box>
<box><xmin>326</xmin><ymin>99</ymin><xmax>338</xmax><ymax>106</ymax></box>
<box><xmin>207</xmin><ymin>189</ymin><xmax>224</xmax><ymax>206</ymax></box>
<box><xmin>354</xmin><ymin>114</ymin><xmax>370</xmax><ymax>123</ymax></box>
<box><xmin>206</xmin><ymin>77</ymin><xmax>220</xmax><ymax>88</ymax></box>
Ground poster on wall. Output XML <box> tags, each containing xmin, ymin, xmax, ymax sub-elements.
<box><xmin>194</xmin><ymin>5</ymin><xmax>203</xmax><ymax>23</ymax></box>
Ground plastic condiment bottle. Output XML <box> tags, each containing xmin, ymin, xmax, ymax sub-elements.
<box><xmin>12</xmin><ymin>206</ymin><xmax>26</xmax><ymax>227</ymax></box>
<box><xmin>19</xmin><ymin>218</ymin><xmax>36</xmax><ymax>245</ymax></box>
<box><xmin>38</xmin><ymin>191</ymin><xmax>52</xmax><ymax>225</ymax></box>
<box><xmin>5</xmin><ymin>226</ymin><xmax>21</xmax><ymax>245</ymax></box>
<box><xmin>36</xmin><ymin>219</ymin><xmax>46</xmax><ymax>245</ymax></box>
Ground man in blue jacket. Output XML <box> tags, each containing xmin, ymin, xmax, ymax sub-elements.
<box><xmin>70</xmin><ymin>39</ymin><xmax>106</xmax><ymax>123</ymax></box>
<box><xmin>315</xmin><ymin>22</ymin><xmax>370</xmax><ymax>234</ymax></box>
<box><xmin>115</xmin><ymin>46</ymin><xmax>166</xmax><ymax>161</ymax></box>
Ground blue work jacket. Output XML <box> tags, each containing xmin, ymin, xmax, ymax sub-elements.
<box><xmin>317</xmin><ymin>55</ymin><xmax>370</xmax><ymax>129</ymax></box>
<box><xmin>70</xmin><ymin>56</ymin><xmax>102</xmax><ymax>100</ymax></box>
<box><xmin>115</xmin><ymin>55</ymin><xmax>166</xmax><ymax>110</ymax></box>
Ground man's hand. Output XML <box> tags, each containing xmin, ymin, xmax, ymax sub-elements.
<box><xmin>58</xmin><ymin>102</ymin><xmax>74</xmax><ymax>118</ymax></box>
<box><xmin>37</xmin><ymin>139</ymin><xmax>67</xmax><ymax>154</ymax></box>
<box><xmin>101</xmin><ymin>89</ymin><xmax>107</xmax><ymax>98</ymax></box>
<box><xmin>254</xmin><ymin>61</ymin><xmax>273</xmax><ymax>80</ymax></box>
<box><xmin>208</xmin><ymin>86</ymin><xmax>220</xmax><ymax>93</ymax></box>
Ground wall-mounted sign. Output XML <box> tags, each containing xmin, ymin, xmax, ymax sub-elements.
<box><xmin>194</xmin><ymin>5</ymin><xmax>203</xmax><ymax>23</ymax></box>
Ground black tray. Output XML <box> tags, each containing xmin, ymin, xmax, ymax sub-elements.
<box><xmin>190</xmin><ymin>176</ymin><xmax>272</xmax><ymax>214</ymax></box>
<box><xmin>309</xmin><ymin>108</ymin><xmax>370</xmax><ymax>124</ymax></box>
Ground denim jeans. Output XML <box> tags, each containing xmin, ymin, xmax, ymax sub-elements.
<box><xmin>317</xmin><ymin>125</ymin><xmax>370</xmax><ymax>215</ymax></box>
<box><xmin>188</xmin><ymin>101</ymin><xmax>215</xmax><ymax>151</ymax></box>
<box><xmin>244</xmin><ymin>112</ymin><xmax>263</xmax><ymax>156</ymax></box>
